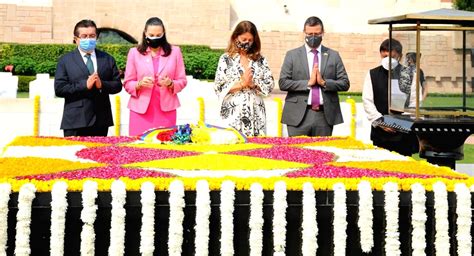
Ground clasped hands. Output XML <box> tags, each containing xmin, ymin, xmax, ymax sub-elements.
<box><xmin>308</xmin><ymin>64</ymin><xmax>326</xmax><ymax>87</ymax></box>
<box><xmin>232</xmin><ymin>67</ymin><xmax>255</xmax><ymax>93</ymax></box>
<box><xmin>86</xmin><ymin>72</ymin><xmax>102</xmax><ymax>90</ymax></box>
<box><xmin>136</xmin><ymin>75</ymin><xmax>173</xmax><ymax>90</ymax></box>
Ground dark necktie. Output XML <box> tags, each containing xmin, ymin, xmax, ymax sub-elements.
<box><xmin>311</xmin><ymin>49</ymin><xmax>320</xmax><ymax>110</ymax></box>
<box><xmin>85</xmin><ymin>54</ymin><xmax>94</xmax><ymax>75</ymax></box>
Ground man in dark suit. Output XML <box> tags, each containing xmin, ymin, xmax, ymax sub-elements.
<box><xmin>279</xmin><ymin>16</ymin><xmax>350</xmax><ymax>136</ymax></box>
<box><xmin>55</xmin><ymin>19</ymin><xmax>122</xmax><ymax>136</ymax></box>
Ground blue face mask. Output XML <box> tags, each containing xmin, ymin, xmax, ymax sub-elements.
<box><xmin>79</xmin><ymin>38</ymin><xmax>96</xmax><ymax>52</ymax></box>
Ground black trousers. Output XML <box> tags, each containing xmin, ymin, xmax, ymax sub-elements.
<box><xmin>63</xmin><ymin>125</ymin><xmax>109</xmax><ymax>137</ymax></box>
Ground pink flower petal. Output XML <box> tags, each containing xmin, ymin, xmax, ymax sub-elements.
<box><xmin>19</xmin><ymin>166</ymin><xmax>173</xmax><ymax>180</ymax></box>
<box><xmin>76</xmin><ymin>146</ymin><xmax>197</xmax><ymax>164</ymax></box>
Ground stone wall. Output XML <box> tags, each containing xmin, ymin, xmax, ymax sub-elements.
<box><xmin>0</xmin><ymin>1</ymin><xmax>472</xmax><ymax>93</ymax></box>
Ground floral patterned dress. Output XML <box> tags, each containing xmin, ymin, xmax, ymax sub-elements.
<box><xmin>214</xmin><ymin>53</ymin><xmax>274</xmax><ymax>136</ymax></box>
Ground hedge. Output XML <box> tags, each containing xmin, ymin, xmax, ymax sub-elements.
<box><xmin>0</xmin><ymin>43</ymin><xmax>223</xmax><ymax>80</ymax></box>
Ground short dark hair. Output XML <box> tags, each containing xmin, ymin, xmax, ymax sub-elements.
<box><xmin>73</xmin><ymin>19</ymin><xmax>98</xmax><ymax>43</ymax></box>
<box><xmin>303</xmin><ymin>16</ymin><xmax>324</xmax><ymax>31</ymax></box>
<box><xmin>137</xmin><ymin>17</ymin><xmax>172</xmax><ymax>57</ymax></box>
<box><xmin>380</xmin><ymin>38</ymin><xmax>402</xmax><ymax>55</ymax></box>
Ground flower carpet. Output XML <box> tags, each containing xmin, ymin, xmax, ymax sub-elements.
<box><xmin>0</xmin><ymin>135</ymin><xmax>473</xmax><ymax>255</ymax></box>
<box><xmin>0</xmin><ymin>135</ymin><xmax>472</xmax><ymax>192</ymax></box>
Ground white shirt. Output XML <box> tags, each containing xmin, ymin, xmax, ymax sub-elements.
<box><xmin>305</xmin><ymin>44</ymin><xmax>324</xmax><ymax>105</ymax></box>
<box><xmin>78</xmin><ymin>48</ymin><xmax>97</xmax><ymax>73</ymax></box>
<box><xmin>362</xmin><ymin>71</ymin><xmax>382</xmax><ymax>123</ymax></box>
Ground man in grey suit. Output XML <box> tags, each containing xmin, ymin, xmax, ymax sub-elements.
<box><xmin>279</xmin><ymin>16</ymin><xmax>350</xmax><ymax>136</ymax></box>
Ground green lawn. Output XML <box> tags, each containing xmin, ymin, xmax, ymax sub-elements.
<box><xmin>411</xmin><ymin>144</ymin><xmax>474</xmax><ymax>163</ymax></box>
<box><xmin>13</xmin><ymin>91</ymin><xmax>474</xmax><ymax>163</ymax></box>
<box><xmin>17</xmin><ymin>92</ymin><xmax>29</xmax><ymax>98</ymax></box>
<box><xmin>340</xmin><ymin>93</ymin><xmax>474</xmax><ymax>108</ymax></box>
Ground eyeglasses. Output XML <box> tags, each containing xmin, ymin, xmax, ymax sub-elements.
<box><xmin>77</xmin><ymin>34</ymin><xmax>97</xmax><ymax>39</ymax></box>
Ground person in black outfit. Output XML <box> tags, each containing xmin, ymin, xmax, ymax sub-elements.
<box><xmin>362</xmin><ymin>39</ymin><xmax>418</xmax><ymax>156</ymax></box>
<box><xmin>55</xmin><ymin>19</ymin><xmax>122</xmax><ymax>137</ymax></box>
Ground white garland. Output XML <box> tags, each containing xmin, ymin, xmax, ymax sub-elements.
<box><xmin>410</xmin><ymin>183</ymin><xmax>426</xmax><ymax>256</ymax></box>
<box><xmin>357</xmin><ymin>181</ymin><xmax>373</xmax><ymax>253</ymax></box>
<box><xmin>249</xmin><ymin>183</ymin><xmax>264</xmax><ymax>256</ymax></box>
<box><xmin>433</xmin><ymin>181</ymin><xmax>450</xmax><ymax>255</ymax></box>
<box><xmin>333</xmin><ymin>182</ymin><xmax>347</xmax><ymax>256</ymax></box>
<box><xmin>383</xmin><ymin>182</ymin><xmax>400</xmax><ymax>256</ymax></box>
<box><xmin>168</xmin><ymin>180</ymin><xmax>185</xmax><ymax>256</ymax></box>
<box><xmin>301</xmin><ymin>182</ymin><xmax>317</xmax><ymax>256</ymax></box>
<box><xmin>108</xmin><ymin>180</ymin><xmax>127</xmax><ymax>256</ymax></box>
<box><xmin>273</xmin><ymin>181</ymin><xmax>287</xmax><ymax>256</ymax></box>
<box><xmin>195</xmin><ymin>180</ymin><xmax>211</xmax><ymax>256</ymax></box>
<box><xmin>220</xmin><ymin>180</ymin><xmax>235</xmax><ymax>256</ymax></box>
<box><xmin>50</xmin><ymin>181</ymin><xmax>68</xmax><ymax>256</ymax></box>
<box><xmin>80</xmin><ymin>181</ymin><xmax>98</xmax><ymax>256</ymax></box>
<box><xmin>0</xmin><ymin>183</ymin><xmax>11</xmax><ymax>255</ymax></box>
<box><xmin>14</xmin><ymin>183</ymin><xmax>36</xmax><ymax>256</ymax></box>
<box><xmin>140</xmin><ymin>182</ymin><xmax>156</xmax><ymax>256</ymax></box>
<box><xmin>454</xmin><ymin>183</ymin><xmax>472</xmax><ymax>256</ymax></box>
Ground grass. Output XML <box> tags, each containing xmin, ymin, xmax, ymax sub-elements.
<box><xmin>11</xmin><ymin>91</ymin><xmax>474</xmax><ymax>163</ymax></box>
<box><xmin>340</xmin><ymin>92</ymin><xmax>474</xmax><ymax>107</ymax></box>
<box><xmin>411</xmin><ymin>144</ymin><xmax>474</xmax><ymax>164</ymax></box>
<box><xmin>17</xmin><ymin>92</ymin><xmax>29</xmax><ymax>98</ymax></box>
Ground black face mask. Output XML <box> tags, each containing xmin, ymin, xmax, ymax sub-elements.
<box><xmin>146</xmin><ymin>36</ymin><xmax>165</xmax><ymax>49</ymax></box>
<box><xmin>305</xmin><ymin>35</ymin><xmax>322</xmax><ymax>49</ymax></box>
<box><xmin>235</xmin><ymin>40</ymin><xmax>252</xmax><ymax>51</ymax></box>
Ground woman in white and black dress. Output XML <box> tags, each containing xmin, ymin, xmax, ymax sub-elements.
<box><xmin>214</xmin><ymin>21</ymin><xmax>274</xmax><ymax>136</ymax></box>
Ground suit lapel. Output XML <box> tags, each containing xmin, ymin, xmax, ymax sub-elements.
<box><xmin>298</xmin><ymin>46</ymin><xmax>310</xmax><ymax>79</ymax></box>
<box><xmin>73</xmin><ymin>49</ymin><xmax>90</xmax><ymax>76</ymax></box>
<box><xmin>320</xmin><ymin>45</ymin><xmax>329</xmax><ymax>76</ymax></box>
<box><xmin>96</xmin><ymin>50</ymin><xmax>105</xmax><ymax>75</ymax></box>
<box><xmin>158</xmin><ymin>53</ymin><xmax>169</xmax><ymax>75</ymax></box>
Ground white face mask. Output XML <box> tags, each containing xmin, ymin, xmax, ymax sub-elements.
<box><xmin>381</xmin><ymin>56</ymin><xmax>399</xmax><ymax>70</ymax></box>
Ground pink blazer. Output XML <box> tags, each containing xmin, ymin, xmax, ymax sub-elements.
<box><xmin>123</xmin><ymin>46</ymin><xmax>187</xmax><ymax>114</ymax></box>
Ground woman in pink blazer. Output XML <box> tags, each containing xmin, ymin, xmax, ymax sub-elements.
<box><xmin>123</xmin><ymin>17</ymin><xmax>187</xmax><ymax>136</ymax></box>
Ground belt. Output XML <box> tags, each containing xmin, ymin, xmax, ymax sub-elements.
<box><xmin>307</xmin><ymin>105</ymin><xmax>324</xmax><ymax>111</ymax></box>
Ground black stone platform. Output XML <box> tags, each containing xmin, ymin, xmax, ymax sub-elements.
<box><xmin>6</xmin><ymin>191</ymin><xmax>473</xmax><ymax>255</ymax></box>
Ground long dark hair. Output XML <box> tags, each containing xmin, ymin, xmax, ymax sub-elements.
<box><xmin>226</xmin><ymin>21</ymin><xmax>261</xmax><ymax>61</ymax></box>
<box><xmin>137</xmin><ymin>17</ymin><xmax>171</xmax><ymax>57</ymax></box>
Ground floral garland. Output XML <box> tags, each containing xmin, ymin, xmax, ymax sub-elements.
<box><xmin>109</xmin><ymin>180</ymin><xmax>127</xmax><ymax>256</ymax></box>
<box><xmin>357</xmin><ymin>181</ymin><xmax>373</xmax><ymax>253</ymax></box>
<box><xmin>301</xmin><ymin>182</ymin><xmax>317</xmax><ymax>256</ymax></box>
<box><xmin>410</xmin><ymin>183</ymin><xmax>426</xmax><ymax>256</ymax></box>
<box><xmin>114</xmin><ymin>95</ymin><xmax>121</xmax><ymax>136</ymax></box>
<box><xmin>454</xmin><ymin>183</ymin><xmax>472</xmax><ymax>256</ymax></box>
<box><xmin>80</xmin><ymin>181</ymin><xmax>98</xmax><ymax>256</ymax></box>
<box><xmin>273</xmin><ymin>181</ymin><xmax>287</xmax><ymax>256</ymax></box>
<box><xmin>383</xmin><ymin>182</ymin><xmax>400</xmax><ymax>256</ymax></box>
<box><xmin>195</xmin><ymin>180</ymin><xmax>211</xmax><ymax>256</ymax></box>
<box><xmin>140</xmin><ymin>182</ymin><xmax>155</xmax><ymax>256</ymax></box>
<box><xmin>168</xmin><ymin>180</ymin><xmax>185</xmax><ymax>256</ymax></box>
<box><xmin>50</xmin><ymin>181</ymin><xmax>68</xmax><ymax>256</ymax></box>
<box><xmin>220</xmin><ymin>181</ymin><xmax>235</xmax><ymax>256</ymax></box>
<box><xmin>0</xmin><ymin>183</ymin><xmax>11</xmax><ymax>254</ymax></box>
<box><xmin>4</xmin><ymin>175</ymin><xmax>474</xmax><ymax>193</ymax></box>
<box><xmin>33</xmin><ymin>95</ymin><xmax>40</xmax><ymax>136</ymax></box>
<box><xmin>14</xmin><ymin>183</ymin><xmax>36</xmax><ymax>255</ymax></box>
<box><xmin>333</xmin><ymin>183</ymin><xmax>347</xmax><ymax>256</ymax></box>
<box><xmin>249</xmin><ymin>183</ymin><xmax>264</xmax><ymax>256</ymax></box>
<box><xmin>433</xmin><ymin>181</ymin><xmax>450</xmax><ymax>255</ymax></box>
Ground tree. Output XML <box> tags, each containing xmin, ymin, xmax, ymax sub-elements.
<box><xmin>453</xmin><ymin>0</ymin><xmax>474</xmax><ymax>12</ymax></box>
